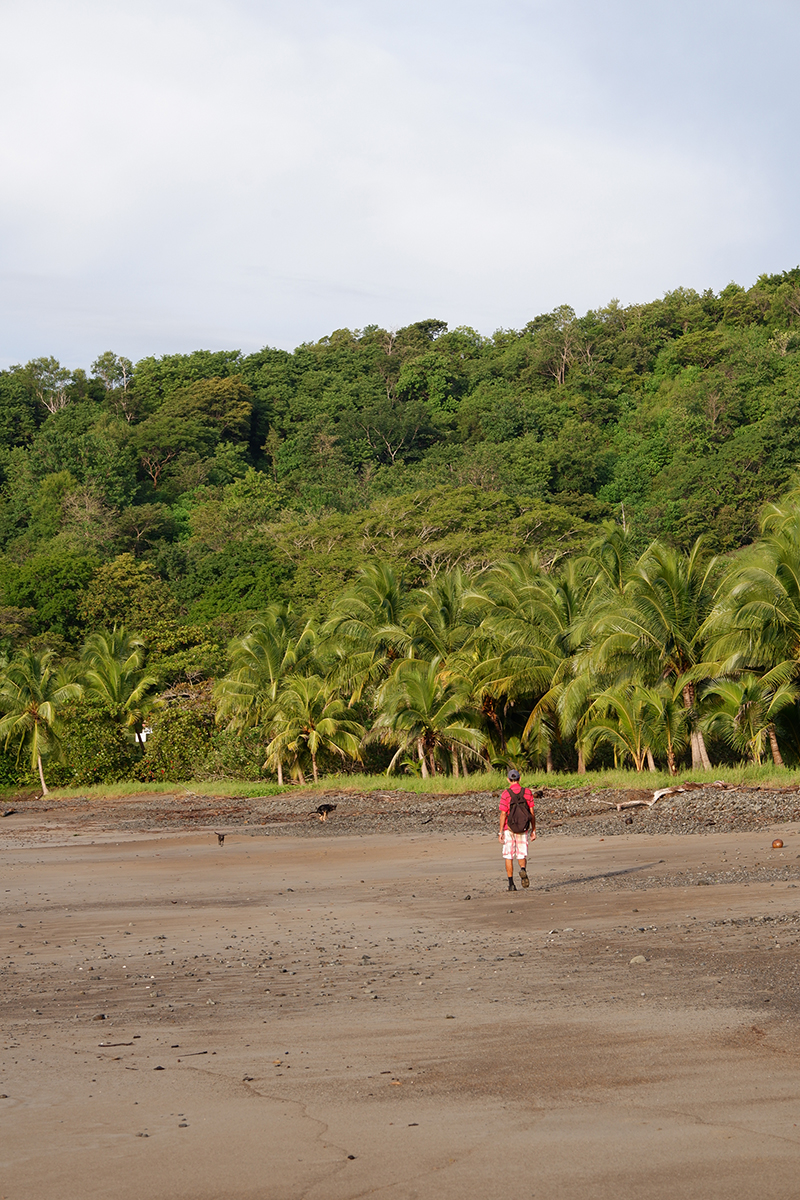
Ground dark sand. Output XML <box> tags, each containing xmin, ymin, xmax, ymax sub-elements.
<box><xmin>2</xmin><ymin>795</ymin><xmax>800</xmax><ymax>1199</ymax></box>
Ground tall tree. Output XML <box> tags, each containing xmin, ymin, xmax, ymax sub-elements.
<box><xmin>370</xmin><ymin>658</ymin><xmax>485</xmax><ymax>777</ymax></box>
<box><xmin>0</xmin><ymin>648</ymin><xmax>82</xmax><ymax>793</ymax></box>
<box><xmin>80</xmin><ymin>628</ymin><xmax>158</xmax><ymax>746</ymax></box>
<box><xmin>215</xmin><ymin>608</ymin><xmax>317</xmax><ymax>784</ymax></box>
<box><xmin>702</xmin><ymin>670</ymin><xmax>798</xmax><ymax>766</ymax></box>
<box><xmin>321</xmin><ymin>563</ymin><xmax>411</xmax><ymax>698</ymax></box>
<box><xmin>583</xmin><ymin>539</ymin><xmax>718</xmax><ymax>769</ymax></box>
<box><xmin>264</xmin><ymin>675</ymin><xmax>362</xmax><ymax>783</ymax></box>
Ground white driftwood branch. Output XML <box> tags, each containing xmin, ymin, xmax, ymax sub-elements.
<box><xmin>615</xmin><ymin>780</ymin><xmax>728</xmax><ymax>812</ymax></box>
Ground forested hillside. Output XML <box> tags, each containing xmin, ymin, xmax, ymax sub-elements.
<box><xmin>3</xmin><ymin>269</ymin><xmax>800</xmax><ymax>788</ymax></box>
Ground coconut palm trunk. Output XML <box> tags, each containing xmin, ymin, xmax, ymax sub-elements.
<box><xmin>768</xmin><ymin>727</ymin><xmax>784</xmax><ymax>767</ymax></box>
<box><xmin>37</xmin><ymin>753</ymin><xmax>48</xmax><ymax>795</ymax></box>
<box><xmin>682</xmin><ymin>683</ymin><xmax>712</xmax><ymax>769</ymax></box>
<box><xmin>0</xmin><ymin>649</ymin><xmax>82</xmax><ymax>797</ymax></box>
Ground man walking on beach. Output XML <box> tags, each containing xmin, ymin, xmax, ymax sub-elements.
<box><xmin>498</xmin><ymin>768</ymin><xmax>536</xmax><ymax>891</ymax></box>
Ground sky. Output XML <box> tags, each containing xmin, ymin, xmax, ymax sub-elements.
<box><xmin>1</xmin><ymin>0</ymin><xmax>799</xmax><ymax>369</ymax></box>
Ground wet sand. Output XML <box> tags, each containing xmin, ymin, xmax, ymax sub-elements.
<box><xmin>2</xmin><ymin>805</ymin><xmax>800</xmax><ymax>1199</ymax></box>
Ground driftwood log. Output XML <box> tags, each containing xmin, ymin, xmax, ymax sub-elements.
<box><xmin>614</xmin><ymin>780</ymin><xmax>728</xmax><ymax>812</ymax></box>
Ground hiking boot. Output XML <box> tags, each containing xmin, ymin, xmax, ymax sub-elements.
<box><xmin>519</xmin><ymin>868</ymin><xmax>529</xmax><ymax>888</ymax></box>
<box><xmin>507</xmin><ymin>877</ymin><xmax>517</xmax><ymax>891</ymax></box>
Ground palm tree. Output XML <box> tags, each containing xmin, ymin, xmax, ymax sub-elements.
<box><xmin>702</xmin><ymin>671</ymin><xmax>798</xmax><ymax>766</ymax></box>
<box><xmin>80</xmin><ymin>628</ymin><xmax>157</xmax><ymax>747</ymax></box>
<box><xmin>702</xmin><ymin>495</ymin><xmax>800</xmax><ymax>676</ymax></box>
<box><xmin>321</xmin><ymin>563</ymin><xmax>411</xmax><ymax>698</ymax></box>
<box><xmin>404</xmin><ymin>568</ymin><xmax>482</xmax><ymax>664</ymax></box>
<box><xmin>215</xmin><ymin>606</ymin><xmax>317</xmax><ymax>785</ymax></box>
<box><xmin>645</xmin><ymin>681</ymin><xmax>691</xmax><ymax>776</ymax></box>
<box><xmin>579</xmin><ymin>681</ymin><xmax>686</xmax><ymax>774</ymax></box>
<box><xmin>583</xmin><ymin>538</ymin><xmax>718</xmax><ymax>769</ymax></box>
<box><xmin>580</xmin><ymin>683</ymin><xmax>662</xmax><ymax>773</ymax></box>
<box><xmin>476</xmin><ymin>555</ymin><xmax>589</xmax><ymax>769</ymax></box>
<box><xmin>263</xmin><ymin>675</ymin><xmax>363</xmax><ymax>783</ymax></box>
<box><xmin>370</xmin><ymin>658</ymin><xmax>486</xmax><ymax>777</ymax></box>
<box><xmin>0</xmin><ymin>648</ymin><xmax>82</xmax><ymax>793</ymax></box>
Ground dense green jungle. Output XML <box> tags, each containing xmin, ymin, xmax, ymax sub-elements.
<box><xmin>3</xmin><ymin>268</ymin><xmax>800</xmax><ymax>791</ymax></box>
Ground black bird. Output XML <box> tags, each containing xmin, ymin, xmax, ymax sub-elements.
<box><xmin>215</xmin><ymin>832</ymin><xmax>225</xmax><ymax>845</ymax></box>
<box><xmin>316</xmin><ymin>804</ymin><xmax>337</xmax><ymax>822</ymax></box>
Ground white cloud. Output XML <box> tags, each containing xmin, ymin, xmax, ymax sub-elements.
<box><xmin>0</xmin><ymin>0</ymin><xmax>796</xmax><ymax>367</ymax></box>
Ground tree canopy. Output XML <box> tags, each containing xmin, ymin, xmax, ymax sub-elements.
<box><xmin>4</xmin><ymin>269</ymin><xmax>800</xmax><ymax>784</ymax></box>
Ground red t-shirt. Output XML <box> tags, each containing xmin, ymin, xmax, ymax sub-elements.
<box><xmin>499</xmin><ymin>784</ymin><xmax>535</xmax><ymax>814</ymax></box>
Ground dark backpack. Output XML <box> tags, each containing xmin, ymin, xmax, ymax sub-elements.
<box><xmin>506</xmin><ymin>786</ymin><xmax>532</xmax><ymax>834</ymax></box>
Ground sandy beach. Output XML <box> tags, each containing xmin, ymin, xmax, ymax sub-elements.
<box><xmin>2</xmin><ymin>793</ymin><xmax>800</xmax><ymax>1199</ymax></box>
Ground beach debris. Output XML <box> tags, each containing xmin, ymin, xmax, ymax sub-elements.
<box><xmin>615</xmin><ymin>780</ymin><xmax>728</xmax><ymax>812</ymax></box>
<box><xmin>2</xmin><ymin>808</ymin><xmax>17</xmax><ymax>817</ymax></box>
<box><xmin>772</xmin><ymin>839</ymin><xmax>784</xmax><ymax>849</ymax></box>
<box><xmin>316</xmin><ymin>804</ymin><xmax>337</xmax><ymax>822</ymax></box>
<box><xmin>215</xmin><ymin>832</ymin><xmax>225</xmax><ymax>845</ymax></box>
<box><xmin>630</xmin><ymin>955</ymin><xmax>648</xmax><ymax>964</ymax></box>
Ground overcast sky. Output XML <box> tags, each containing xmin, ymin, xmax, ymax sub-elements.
<box><xmin>1</xmin><ymin>0</ymin><xmax>799</xmax><ymax>369</ymax></box>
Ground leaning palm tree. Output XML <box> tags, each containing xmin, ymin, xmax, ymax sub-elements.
<box><xmin>263</xmin><ymin>675</ymin><xmax>363</xmax><ymax>783</ymax></box>
<box><xmin>0</xmin><ymin>648</ymin><xmax>82</xmax><ymax>793</ymax></box>
<box><xmin>370</xmin><ymin>658</ymin><xmax>486</xmax><ymax>777</ymax></box>
<box><xmin>80</xmin><ymin>628</ymin><xmax>158</xmax><ymax>747</ymax></box>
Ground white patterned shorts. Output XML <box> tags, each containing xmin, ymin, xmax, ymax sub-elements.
<box><xmin>502</xmin><ymin>831</ymin><xmax>529</xmax><ymax>860</ymax></box>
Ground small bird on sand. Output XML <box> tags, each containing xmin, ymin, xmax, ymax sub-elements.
<box><xmin>315</xmin><ymin>804</ymin><xmax>337</xmax><ymax>822</ymax></box>
<box><xmin>215</xmin><ymin>832</ymin><xmax>225</xmax><ymax>845</ymax></box>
